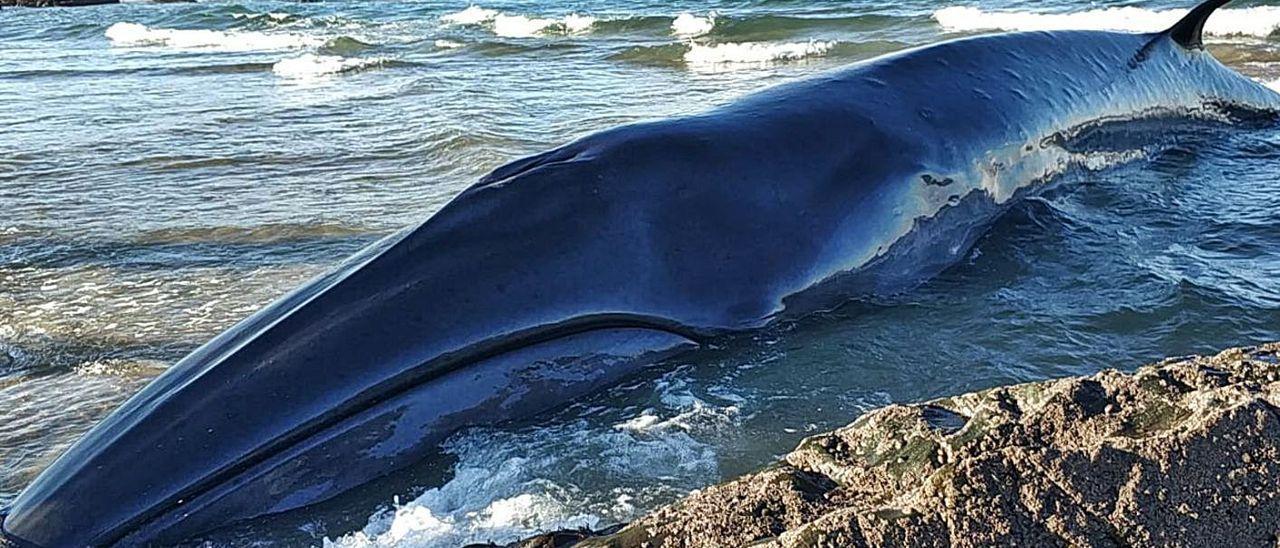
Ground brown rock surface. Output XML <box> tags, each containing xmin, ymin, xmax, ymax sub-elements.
<box><xmin>551</xmin><ymin>343</ymin><xmax>1280</xmax><ymax>547</ymax></box>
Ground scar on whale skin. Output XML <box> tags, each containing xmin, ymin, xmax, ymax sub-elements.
<box><xmin>921</xmin><ymin>174</ymin><xmax>956</xmax><ymax>186</ymax></box>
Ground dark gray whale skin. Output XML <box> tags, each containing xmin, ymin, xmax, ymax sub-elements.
<box><xmin>4</xmin><ymin>2</ymin><xmax>1279</xmax><ymax>545</ymax></box>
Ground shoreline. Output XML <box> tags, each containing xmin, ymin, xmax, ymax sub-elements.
<box><xmin>507</xmin><ymin>342</ymin><xmax>1280</xmax><ymax>547</ymax></box>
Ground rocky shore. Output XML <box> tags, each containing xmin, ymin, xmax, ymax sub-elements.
<box><xmin>510</xmin><ymin>343</ymin><xmax>1280</xmax><ymax>547</ymax></box>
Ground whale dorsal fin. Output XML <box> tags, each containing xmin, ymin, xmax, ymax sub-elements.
<box><xmin>1167</xmin><ymin>0</ymin><xmax>1231</xmax><ymax>50</ymax></box>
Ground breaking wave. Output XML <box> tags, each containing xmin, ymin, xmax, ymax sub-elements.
<box><xmin>933</xmin><ymin>6</ymin><xmax>1280</xmax><ymax>38</ymax></box>
<box><xmin>105</xmin><ymin>22</ymin><xmax>320</xmax><ymax>51</ymax></box>
<box><xmin>271</xmin><ymin>54</ymin><xmax>390</xmax><ymax>79</ymax></box>
<box><xmin>441</xmin><ymin>5</ymin><xmax>596</xmax><ymax>38</ymax></box>
<box><xmin>326</xmin><ymin>369</ymin><xmax>740</xmax><ymax>548</ymax></box>
<box><xmin>684</xmin><ymin>39</ymin><xmax>836</xmax><ymax>69</ymax></box>
<box><xmin>671</xmin><ymin>12</ymin><xmax>716</xmax><ymax>38</ymax></box>
<box><xmin>440</xmin><ymin>5</ymin><xmax>499</xmax><ymax>26</ymax></box>
<box><xmin>324</xmin><ymin>420</ymin><xmax>725</xmax><ymax>548</ymax></box>
<box><xmin>229</xmin><ymin>12</ymin><xmax>295</xmax><ymax>24</ymax></box>
<box><xmin>439</xmin><ymin>8</ymin><xmax>900</xmax><ymax>43</ymax></box>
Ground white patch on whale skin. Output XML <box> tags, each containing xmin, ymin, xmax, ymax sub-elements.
<box><xmin>933</xmin><ymin>6</ymin><xmax>1280</xmax><ymax>38</ymax></box>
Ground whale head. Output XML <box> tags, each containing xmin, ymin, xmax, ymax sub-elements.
<box><xmin>0</xmin><ymin>216</ymin><xmax>702</xmax><ymax>546</ymax></box>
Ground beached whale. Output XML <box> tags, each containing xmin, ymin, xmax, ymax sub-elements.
<box><xmin>3</xmin><ymin>0</ymin><xmax>1278</xmax><ymax>545</ymax></box>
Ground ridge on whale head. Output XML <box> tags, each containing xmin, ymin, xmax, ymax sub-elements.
<box><xmin>3</xmin><ymin>0</ymin><xmax>1278</xmax><ymax>545</ymax></box>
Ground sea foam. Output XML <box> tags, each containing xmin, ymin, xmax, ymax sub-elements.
<box><xmin>323</xmin><ymin>423</ymin><xmax>721</xmax><ymax>548</ymax></box>
<box><xmin>493</xmin><ymin>13</ymin><xmax>595</xmax><ymax>37</ymax></box>
<box><xmin>441</xmin><ymin>5</ymin><xmax>595</xmax><ymax>37</ymax></box>
<box><xmin>230</xmin><ymin>12</ymin><xmax>293</xmax><ymax>23</ymax></box>
<box><xmin>934</xmin><ymin>6</ymin><xmax>1280</xmax><ymax>38</ymax></box>
<box><xmin>440</xmin><ymin>5</ymin><xmax>499</xmax><ymax>26</ymax></box>
<box><xmin>105</xmin><ymin>22</ymin><xmax>318</xmax><ymax>51</ymax></box>
<box><xmin>272</xmin><ymin>54</ymin><xmax>386</xmax><ymax>79</ymax></box>
<box><xmin>684</xmin><ymin>40</ymin><xmax>835</xmax><ymax>68</ymax></box>
<box><xmin>326</xmin><ymin>368</ymin><xmax>737</xmax><ymax>548</ymax></box>
<box><xmin>324</xmin><ymin>466</ymin><xmax>602</xmax><ymax>548</ymax></box>
<box><xmin>671</xmin><ymin>12</ymin><xmax>716</xmax><ymax>38</ymax></box>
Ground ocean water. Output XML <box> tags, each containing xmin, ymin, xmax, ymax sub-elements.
<box><xmin>2</xmin><ymin>0</ymin><xmax>1280</xmax><ymax>546</ymax></box>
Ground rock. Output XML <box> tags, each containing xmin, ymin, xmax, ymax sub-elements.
<box><xmin>542</xmin><ymin>343</ymin><xmax>1280</xmax><ymax>547</ymax></box>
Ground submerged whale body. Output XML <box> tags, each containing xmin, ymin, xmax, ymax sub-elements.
<box><xmin>4</xmin><ymin>0</ymin><xmax>1278</xmax><ymax>545</ymax></box>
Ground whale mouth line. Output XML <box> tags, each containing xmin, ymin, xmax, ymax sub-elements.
<box><xmin>97</xmin><ymin>313</ymin><xmax>709</xmax><ymax>546</ymax></box>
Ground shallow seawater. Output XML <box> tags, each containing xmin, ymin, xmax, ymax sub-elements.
<box><xmin>2</xmin><ymin>0</ymin><xmax>1280</xmax><ymax>546</ymax></box>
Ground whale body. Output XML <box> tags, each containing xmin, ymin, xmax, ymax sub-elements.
<box><xmin>3</xmin><ymin>0</ymin><xmax>1278</xmax><ymax>545</ymax></box>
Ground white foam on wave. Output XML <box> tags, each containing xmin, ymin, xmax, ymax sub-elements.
<box><xmin>494</xmin><ymin>13</ymin><xmax>595</xmax><ymax>38</ymax></box>
<box><xmin>561</xmin><ymin>14</ymin><xmax>597</xmax><ymax>34</ymax></box>
<box><xmin>491</xmin><ymin>14</ymin><xmax>557</xmax><ymax>38</ymax></box>
<box><xmin>230</xmin><ymin>12</ymin><xmax>293</xmax><ymax>23</ymax></box>
<box><xmin>105</xmin><ymin>22</ymin><xmax>318</xmax><ymax>51</ymax></box>
<box><xmin>272</xmin><ymin>53</ymin><xmax>387</xmax><ymax>79</ymax></box>
<box><xmin>327</xmin><ymin>369</ymin><xmax>740</xmax><ymax>548</ymax></box>
<box><xmin>1265</xmin><ymin>78</ymin><xmax>1280</xmax><ymax>93</ymax></box>
<box><xmin>933</xmin><ymin>6</ymin><xmax>1280</xmax><ymax>38</ymax></box>
<box><xmin>614</xmin><ymin>400</ymin><xmax>739</xmax><ymax>435</ymax></box>
<box><xmin>434</xmin><ymin>39</ymin><xmax>464</xmax><ymax>49</ymax></box>
<box><xmin>684</xmin><ymin>40</ymin><xmax>836</xmax><ymax>68</ymax></box>
<box><xmin>441</xmin><ymin>5</ymin><xmax>499</xmax><ymax>26</ymax></box>
<box><xmin>441</xmin><ymin>5</ymin><xmax>595</xmax><ymax>37</ymax></box>
<box><xmin>324</xmin><ymin>424</ymin><xmax>722</xmax><ymax>548</ymax></box>
<box><xmin>671</xmin><ymin>12</ymin><xmax>716</xmax><ymax>38</ymax></box>
<box><xmin>324</xmin><ymin>463</ymin><xmax>603</xmax><ymax>548</ymax></box>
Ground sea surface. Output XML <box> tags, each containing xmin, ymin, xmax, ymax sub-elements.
<box><xmin>3</xmin><ymin>0</ymin><xmax>1280</xmax><ymax>546</ymax></box>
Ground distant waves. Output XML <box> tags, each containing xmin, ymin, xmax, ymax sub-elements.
<box><xmin>97</xmin><ymin>4</ymin><xmax>1280</xmax><ymax>82</ymax></box>
<box><xmin>102</xmin><ymin>6</ymin><xmax>846</xmax><ymax>78</ymax></box>
<box><xmin>684</xmin><ymin>40</ymin><xmax>836</xmax><ymax>69</ymax></box>
<box><xmin>105</xmin><ymin>22</ymin><xmax>321</xmax><ymax>51</ymax></box>
<box><xmin>934</xmin><ymin>5</ymin><xmax>1280</xmax><ymax>37</ymax></box>
<box><xmin>438</xmin><ymin>5</ymin><xmax>836</xmax><ymax>70</ymax></box>
<box><xmin>271</xmin><ymin>54</ymin><xmax>391</xmax><ymax>80</ymax></box>
<box><xmin>104</xmin><ymin>21</ymin><xmax>394</xmax><ymax>81</ymax></box>
<box><xmin>440</xmin><ymin>5</ymin><xmax>597</xmax><ymax>38</ymax></box>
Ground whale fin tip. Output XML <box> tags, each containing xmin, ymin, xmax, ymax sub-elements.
<box><xmin>1167</xmin><ymin>0</ymin><xmax>1231</xmax><ymax>50</ymax></box>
